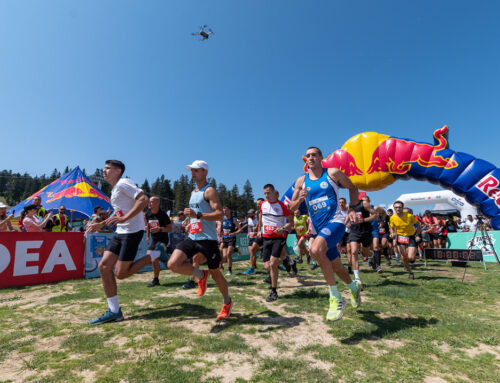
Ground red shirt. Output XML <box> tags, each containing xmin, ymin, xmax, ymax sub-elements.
<box><xmin>259</xmin><ymin>200</ymin><xmax>290</xmax><ymax>238</ymax></box>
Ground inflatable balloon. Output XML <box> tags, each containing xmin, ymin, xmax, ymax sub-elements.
<box><xmin>305</xmin><ymin>126</ymin><xmax>500</xmax><ymax>229</ymax></box>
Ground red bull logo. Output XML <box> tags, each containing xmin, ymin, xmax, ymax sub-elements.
<box><xmin>367</xmin><ymin>126</ymin><xmax>458</xmax><ymax>175</ymax></box>
<box><xmin>45</xmin><ymin>182</ymin><xmax>110</xmax><ymax>203</ymax></box>
<box><xmin>321</xmin><ymin>149</ymin><xmax>363</xmax><ymax>177</ymax></box>
<box><xmin>476</xmin><ymin>175</ymin><xmax>500</xmax><ymax>207</ymax></box>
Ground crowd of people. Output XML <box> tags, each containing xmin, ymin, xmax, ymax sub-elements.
<box><xmin>0</xmin><ymin>154</ymin><xmax>496</xmax><ymax>326</ymax></box>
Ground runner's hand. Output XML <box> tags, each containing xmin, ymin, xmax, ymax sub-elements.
<box><xmin>299</xmin><ymin>188</ymin><xmax>308</xmax><ymax>201</ymax></box>
<box><xmin>150</xmin><ymin>226</ymin><xmax>161</xmax><ymax>233</ymax></box>
<box><xmin>184</xmin><ymin>208</ymin><xmax>196</xmax><ymax>218</ymax></box>
<box><xmin>106</xmin><ymin>215</ymin><xmax>126</xmax><ymax>225</ymax></box>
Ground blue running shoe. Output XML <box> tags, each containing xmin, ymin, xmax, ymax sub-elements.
<box><xmin>243</xmin><ymin>267</ymin><xmax>256</xmax><ymax>275</ymax></box>
<box><xmin>89</xmin><ymin>308</ymin><xmax>124</xmax><ymax>325</ymax></box>
<box><xmin>183</xmin><ymin>280</ymin><xmax>196</xmax><ymax>289</ymax></box>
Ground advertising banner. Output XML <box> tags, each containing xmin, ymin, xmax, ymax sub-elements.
<box><xmin>85</xmin><ymin>232</ymin><xmax>166</xmax><ymax>278</ymax></box>
<box><xmin>0</xmin><ymin>232</ymin><xmax>85</xmax><ymax>288</ymax></box>
<box><xmin>447</xmin><ymin>231</ymin><xmax>499</xmax><ymax>263</ymax></box>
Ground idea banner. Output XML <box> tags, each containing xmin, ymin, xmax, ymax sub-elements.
<box><xmin>0</xmin><ymin>232</ymin><xmax>85</xmax><ymax>288</ymax></box>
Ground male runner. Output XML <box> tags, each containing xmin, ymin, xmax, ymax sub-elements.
<box><xmin>167</xmin><ymin>160</ymin><xmax>233</xmax><ymax>320</ymax></box>
<box><xmin>347</xmin><ymin>195</ymin><xmax>377</xmax><ymax>287</ymax></box>
<box><xmin>290</xmin><ymin>147</ymin><xmax>361</xmax><ymax>321</ymax></box>
<box><xmin>145</xmin><ymin>196</ymin><xmax>173</xmax><ymax>287</ymax></box>
<box><xmin>389</xmin><ymin>200</ymin><xmax>421</xmax><ymax>279</ymax></box>
<box><xmin>243</xmin><ymin>207</ymin><xmax>260</xmax><ymax>275</ymax></box>
<box><xmin>88</xmin><ymin>160</ymin><xmax>153</xmax><ymax>324</ymax></box>
<box><xmin>257</xmin><ymin>184</ymin><xmax>293</xmax><ymax>302</ymax></box>
<box><xmin>293</xmin><ymin>209</ymin><xmax>310</xmax><ymax>264</ymax></box>
<box><xmin>336</xmin><ymin>197</ymin><xmax>349</xmax><ymax>262</ymax></box>
<box><xmin>220</xmin><ymin>206</ymin><xmax>240</xmax><ymax>276</ymax></box>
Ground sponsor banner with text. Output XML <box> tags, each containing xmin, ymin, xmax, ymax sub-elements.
<box><xmin>0</xmin><ymin>232</ymin><xmax>84</xmax><ymax>288</ymax></box>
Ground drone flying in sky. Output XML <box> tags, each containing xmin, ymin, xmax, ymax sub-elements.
<box><xmin>192</xmin><ymin>25</ymin><xmax>214</xmax><ymax>41</ymax></box>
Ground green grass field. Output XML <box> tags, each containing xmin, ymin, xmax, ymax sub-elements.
<box><xmin>1</xmin><ymin>259</ymin><xmax>499</xmax><ymax>383</ymax></box>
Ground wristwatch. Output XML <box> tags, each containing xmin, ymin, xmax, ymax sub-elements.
<box><xmin>196</xmin><ymin>211</ymin><xmax>203</xmax><ymax>219</ymax></box>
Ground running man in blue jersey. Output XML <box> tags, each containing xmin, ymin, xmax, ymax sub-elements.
<box><xmin>167</xmin><ymin>160</ymin><xmax>233</xmax><ymax>320</ymax></box>
<box><xmin>289</xmin><ymin>147</ymin><xmax>361</xmax><ymax>321</ymax></box>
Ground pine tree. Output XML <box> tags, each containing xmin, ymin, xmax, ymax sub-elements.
<box><xmin>141</xmin><ymin>179</ymin><xmax>151</xmax><ymax>194</ymax></box>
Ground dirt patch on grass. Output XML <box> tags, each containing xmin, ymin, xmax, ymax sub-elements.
<box><xmin>462</xmin><ymin>343</ymin><xmax>500</xmax><ymax>359</ymax></box>
<box><xmin>424</xmin><ymin>377</ymin><xmax>448</xmax><ymax>383</ymax></box>
<box><xmin>205</xmin><ymin>357</ymin><xmax>254</xmax><ymax>383</ymax></box>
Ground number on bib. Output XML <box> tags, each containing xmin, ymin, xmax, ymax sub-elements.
<box><xmin>190</xmin><ymin>220</ymin><xmax>203</xmax><ymax>234</ymax></box>
<box><xmin>398</xmin><ymin>235</ymin><xmax>410</xmax><ymax>244</ymax></box>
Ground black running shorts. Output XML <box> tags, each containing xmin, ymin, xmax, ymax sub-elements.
<box><xmin>249</xmin><ymin>236</ymin><xmax>264</xmax><ymax>248</ymax></box>
<box><xmin>106</xmin><ymin>231</ymin><xmax>144</xmax><ymax>262</ymax></box>
<box><xmin>175</xmin><ymin>238</ymin><xmax>221</xmax><ymax>269</ymax></box>
<box><xmin>222</xmin><ymin>237</ymin><xmax>237</xmax><ymax>248</ymax></box>
<box><xmin>348</xmin><ymin>231</ymin><xmax>372</xmax><ymax>248</ymax></box>
<box><xmin>262</xmin><ymin>237</ymin><xmax>286</xmax><ymax>263</ymax></box>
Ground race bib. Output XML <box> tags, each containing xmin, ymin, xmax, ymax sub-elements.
<box><xmin>398</xmin><ymin>235</ymin><xmax>410</xmax><ymax>244</ymax></box>
<box><xmin>264</xmin><ymin>225</ymin><xmax>277</xmax><ymax>234</ymax></box>
<box><xmin>296</xmin><ymin>226</ymin><xmax>304</xmax><ymax>233</ymax></box>
<box><xmin>379</xmin><ymin>228</ymin><xmax>386</xmax><ymax>234</ymax></box>
<box><xmin>249</xmin><ymin>232</ymin><xmax>257</xmax><ymax>238</ymax></box>
<box><xmin>223</xmin><ymin>229</ymin><xmax>231</xmax><ymax>236</ymax></box>
<box><xmin>115</xmin><ymin>210</ymin><xmax>124</xmax><ymax>217</ymax></box>
<box><xmin>356</xmin><ymin>212</ymin><xmax>363</xmax><ymax>220</ymax></box>
<box><xmin>190</xmin><ymin>219</ymin><xmax>203</xmax><ymax>234</ymax></box>
<box><xmin>149</xmin><ymin>220</ymin><xmax>160</xmax><ymax>229</ymax></box>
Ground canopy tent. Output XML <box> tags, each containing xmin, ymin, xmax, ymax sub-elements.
<box><xmin>7</xmin><ymin>167</ymin><xmax>113</xmax><ymax>219</ymax></box>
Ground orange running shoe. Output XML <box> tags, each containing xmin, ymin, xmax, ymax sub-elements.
<box><xmin>217</xmin><ymin>299</ymin><xmax>233</xmax><ymax>320</ymax></box>
<box><xmin>197</xmin><ymin>270</ymin><xmax>209</xmax><ymax>297</ymax></box>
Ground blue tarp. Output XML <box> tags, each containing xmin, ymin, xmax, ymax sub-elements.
<box><xmin>8</xmin><ymin>167</ymin><xmax>113</xmax><ymax>219</ymax></box>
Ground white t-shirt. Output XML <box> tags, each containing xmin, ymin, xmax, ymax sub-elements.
<box><xmin>111</xmin><ymin>178</ymin><xmax>145</xmax><ymax>234</ymax></box>
<box><xmin>464</xmin><ymin>219</ymin><xmax>478</xmax><ymax>232</ymax></box>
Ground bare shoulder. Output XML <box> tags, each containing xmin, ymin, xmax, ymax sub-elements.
<box><xmin>204</xmin><ymin>186</ymin><xmax>218</xmax><ymax>201</ymax></box>
<box><xmin>295</xmin><ymin>174</ymin><xmax>306</xmax><ymax>188</ymax></box>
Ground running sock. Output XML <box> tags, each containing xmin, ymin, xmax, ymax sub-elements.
<box><xmin>192</xmin><ymin>267</ymin><xmax>205</xmax><ymax>280</ymax></box>
<box><xmin>373</xmin><ymin>250</ymin><xmax>381</xmax><ymax>266</ymax></box>
<box><xmin>328</xmin><ymin>285</ymin><xmax>341</xmax><ymax>300</ymax></box>
<box><xmin>348</xmin><ymin>281</ymin><xmax>358</xmax><ymax>292</ymax></box>
<box><xmin>228</xmin><ymin>267</ymin><xmax>232</xmax><ymax>272</ymax></box>
<box><xmin>107</xmin><ymin>296</ymin><xmax>119</xmax><ymax>313</ymax></box>
<box><xmin>271</xmin><ymin>287</ymin><xmax>277</xmax><ymax>293</ymax></box>
<box><xmin>223</xmin><ymin>294</ymin><xmax>231</xmax><ymax>305</ymax></box>
<box><xmin>353</xmin><ymin>270</ymin><xmax>360</xmax><ymax>280</ymax></box>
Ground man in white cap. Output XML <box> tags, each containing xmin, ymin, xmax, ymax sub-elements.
<box><xmin>168</xmin><ymin>160</ymin><xmax>233</xmax><ymax>320</ymax></box>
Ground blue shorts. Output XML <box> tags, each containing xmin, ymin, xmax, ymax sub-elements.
<box><xmin>372</xmin><ymin>229</ymin><xmax>380</xmax><ymax>239</ymax></box>
<box><xmin>313</xmin><ymin>222</ymin><xmax>346</xmax><ymax>261</ymax></box>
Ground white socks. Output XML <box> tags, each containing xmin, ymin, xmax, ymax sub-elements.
<box><xmin>107</xmin><ymin>296</ymin><xmax>119</xmax><ymax>313</ymax></box>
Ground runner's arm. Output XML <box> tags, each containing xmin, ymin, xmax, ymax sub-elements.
<box><xmin>106</xmin><ymin>192</ymin><xmax>148</xmax><ymax>226</ymax></box>
<box><xmin>288</xmin><ymin>175</ymin><xmax>306</xmax><ymax>213</ymax></box>
<box><xmin>256</xmin><ymin>211</ymin><xmax>263</xmax><ymax>237</ymax></box>
<box><xmin>327</xmin><ymin>168</ymin><xmax>359</xmax><ymax>207</ymax></box>
<box><xmin>201</xmin><ymin>187</ymin><xmax>223</xmax><ymax>221</ymax></box>
<box><xmin>362</xmin><ymin>200</ymin><xmax>378</xmax><ymax>223</ymax></box>
<box><xmin>233</xmin><ymin>218</ymin><xmax>241</xmax><ymax>236</ymax></box>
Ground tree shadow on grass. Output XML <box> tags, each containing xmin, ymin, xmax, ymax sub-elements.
<box><xmin>414</xmin><ymin>275</ymin><xmax>455</xmax><ymax>281</ymax></box>
<box><xmin>126</xmin><ymin>302</ymin><xmax>217</xmax><ymax>321</ymax></box>
<box><xmin>281</xmin><ymin>288</ymin><xmax>328</xmax><ymax>299</ymax></box>
<box><xmin>295</xmin><ymin>276</ymin><xmax>327</xmax><ymax>288</ymax></box>
<box><xmin>210</xmin><ymin>309</ymin><xmax>305</xmax><ymax>334</ymax></box>
<box><xmin>340</xmin><ymin>310</ymin><xmax>438</xmax><ymax>345</ymax></box>
<box><xmin>371</xmin><ymin>279</ymin><xmax>413</xmax><ymax>288</ymax></box>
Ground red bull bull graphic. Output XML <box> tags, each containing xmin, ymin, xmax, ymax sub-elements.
<box><xmin>366</xmin><ymin>126</ymin><xmax>457</xmax><ymax>175</ymax></box>
<box><xmin>303</xmin><ymin>126</ymin><xmax>500</xmax><ymax>230</ymax></box>
<box><xmin>8</xmin><ymin>166</ymin><xmax>112</xmax><ymax>219</ymax></box>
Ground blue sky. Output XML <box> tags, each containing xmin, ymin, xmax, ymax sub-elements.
<box><xmin>1</xmin><ymin>1</ymin><xmax>499</xmax><ymax>212</ymax></box>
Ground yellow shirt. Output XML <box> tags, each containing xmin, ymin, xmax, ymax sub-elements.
<box><xmin>390</xmin><ymin>213</ymin><xmax>418</xmax><ymax>236</ymax></box>
<box><xmin>294</xmin><ymin>215</ymin><xmax>309</xmax><ymax>236</ymax></box>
